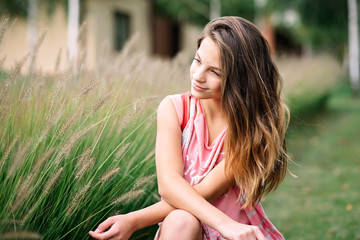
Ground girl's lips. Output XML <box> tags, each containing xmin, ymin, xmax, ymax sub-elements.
<box><xmin>192</xmin><ymin>82</ymin><xmax>207</xmax><ymax>91</ymax></box>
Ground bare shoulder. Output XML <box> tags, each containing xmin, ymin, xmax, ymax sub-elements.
<box><xmin>157</xmin><ymin>96</ymin><xmax>179</xmax><ymax>125</ymax></box>
<box><xmin>157</xmin><ymin>96</ymin><xmax>174</xmax><ymax>114</ymax></box>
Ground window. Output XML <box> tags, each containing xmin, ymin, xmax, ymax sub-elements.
<box><xmin>114</xmin><ymin>11</ymin><xmax>130</xmax><ymax>51</ymax></box>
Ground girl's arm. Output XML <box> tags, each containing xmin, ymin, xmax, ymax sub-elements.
<box><xmin>89</xmin><ymin>157</ymin><xmax>233</xmax><ymax>240</ymax></box>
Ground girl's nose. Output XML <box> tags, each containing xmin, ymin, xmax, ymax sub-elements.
<box><xmin>193</xmin><ymin>67</ymin><xmax>205</xmax><ymax>82</ymax></box>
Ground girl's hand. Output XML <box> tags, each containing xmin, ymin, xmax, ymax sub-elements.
<box><xmin>89</xmin><ymin>214</ymin><xmax>136</xmax><ymax>240</ymax></box>
<box><xmin>219</xmin><ymin>222</ymin><xmax>266</xmax><ymax>240</ymax></box>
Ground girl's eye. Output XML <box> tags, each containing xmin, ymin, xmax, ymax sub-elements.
<box><xmin>193</xmin><ymin>57</ymin><xmax>200</xmax><ymax>63</ymax></box>
<box><xmin>211</xmin><ymin>70</ymin><xmax>221</xmax><ymax>77</ymax></box>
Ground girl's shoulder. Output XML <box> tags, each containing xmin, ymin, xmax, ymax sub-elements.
<box><xmin>165</xmin><ymin>93</ymin><xmax>192</xmax><ymax>130</ymax></box>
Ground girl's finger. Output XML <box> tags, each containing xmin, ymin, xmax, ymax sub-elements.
<box><xmin>96</xmin><ymin>217</ymin><xmax>116</xmax><ymax>232</ymax></box>
<box><xmin>89</xmin><ymin>226</ymin><xmax>117</xmax><ymax>240</ymax></box>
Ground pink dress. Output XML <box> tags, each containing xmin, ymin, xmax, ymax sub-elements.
<box><xmin>157</xmin><ymin>93</ymin><xmax>284</xmax><ymax>240</ymax></box>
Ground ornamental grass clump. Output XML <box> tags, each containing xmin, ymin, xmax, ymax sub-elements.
<box><xmin>0</xmin><ymin>17</ymin><xmax>189</xmax><ymax>240</ymax></box>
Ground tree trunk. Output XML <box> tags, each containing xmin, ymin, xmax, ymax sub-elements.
<box><xmin>348</xmin><ymin>0</ymin><xmax>359</xmax><ymax>95</ymax></box>
<box><xmin>210</xmin><ymin>0</ymin><xmax>221</xmax><ymax>20</ymax></box>
<box><xmin>68</xmin><ymin>0</ymin><xmax>80</xmax><ymax>70</ymax></box>
<box><xmin>28</xmin><ymin>0</ymin><xmax>38</xmax><ymax>74</ymax></box>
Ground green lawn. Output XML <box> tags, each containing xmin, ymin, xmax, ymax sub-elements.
<box><xmin>262</xmin><ymin>84</ymin><xmax>360</xmax><ymax>240</ymax></box>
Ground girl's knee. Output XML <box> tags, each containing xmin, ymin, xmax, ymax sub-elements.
<box><xmin>167</xmin><ymin>209</ymin><xmax>199</xmax><ymax>227</ymax></box>
<box><xmin>158</xmin><ymin>210</ymin><xmax>202</xmax><ymax>240</ymax></box>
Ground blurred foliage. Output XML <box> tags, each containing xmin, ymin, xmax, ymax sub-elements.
<box><xmin>268</xmin><ymin>0</ymin><xmax>348</xmax><ymax>56</ymax></box>
<box><xmin>155</xmin><ymin>0</ymin><xmax>255</xmax><ymax>26</ymax></box>
<box><xmin>156</xmin><ymin>0</ymin><xmax>350</xmax><ymax>57</ymax></box>
<box><xmin>0</xmin><ymin>0</ymin><xmax>28</xmax><ymax>17</ymax></box>
<box><xmin>299</xmin><ymin>0</ymin><xmax>347</xmax><ymax>50</ymax></box>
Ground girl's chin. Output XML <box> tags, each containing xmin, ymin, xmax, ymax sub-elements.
<box><xmin>190</xmin><ymin>91</ymin><xmax>209</xmax><ymax>99</ymax></box>
<box><xmin>190</xmin><ymin>90</ymin><xmax>221</xmax><ymax>101</ymax></box>
<box><xmin>190</xmin><ymin>89</ymin><xmax>204</xmax><ymax>98</ymax></box>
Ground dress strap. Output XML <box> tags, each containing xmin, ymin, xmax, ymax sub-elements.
<box><xmin>181</xmin><ymin>95</ymin><xmax>196</xmax><ymax>150</ymax></box>
<box><xmin>180</xmin><ymin>93</ymin><xmax>190</xmax><ymax>131</ymax></box>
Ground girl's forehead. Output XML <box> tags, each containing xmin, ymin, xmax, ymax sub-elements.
<box><xmin>197</xmin><ymin>37</ymin><xmax>221</xmax><ymax>67</ymax></box>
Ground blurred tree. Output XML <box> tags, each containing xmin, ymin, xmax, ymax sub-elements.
<box><xmin>155</xmin><ymin>0</ymin><xmax>209</xmax><ymax>25</ymax></box>
<box><xmin>0</xmin><ymin>0</ymin><xmax>28</xmax><ymax>17</ymax></box>
<box><xmin>210</xmin><ymin>0</ymin><xmax>221</xmax><ymax>20</ymax></box>
<box><xmin>348</xmin><ymin>0</ymin><xmax>360</xmax><ymax>95</ymax></box>
<box><xmin>28</xmin><ymin>0</ymin><xmax>39</xmax><ymax>73</ymax></box>
<box><xmin>155</xmin><ymin>0</ymin><xmax>255</xmax><ymax>26</ymax></box>
<box><xmin>267</xmin><ymin>0</ymin><xmax>348</xmax><ymax>56</ymax></box>
<box><xmin>68</xmin><ymin>0</ymin><xmax>80</xmax><ymax>69</ymax></box>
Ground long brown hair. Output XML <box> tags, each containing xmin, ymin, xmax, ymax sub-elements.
<box><xmin>198</xmin><ymin>16</ymin><xmax>290</xmax><ymax>208</ymax></box>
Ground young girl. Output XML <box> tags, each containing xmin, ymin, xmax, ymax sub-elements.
<box><xmin>89</xmin><ymin>16</ymin><xmax>289</xmax><ymax>240</ymax></box>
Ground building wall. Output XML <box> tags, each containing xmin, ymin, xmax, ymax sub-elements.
<box><xmin>86</xmin><ymin>0</ymin><xmax>153</xmax><ymax>68</ymax></box>
<box><xmin>0</xmin><ymin>4</ymin><xmax>68</xmax><ymax>73</ymax></box>
<box><xmin>0</xmin><ymin>0</ymin><xmax>153</xmax><ymax>73</ymax></box>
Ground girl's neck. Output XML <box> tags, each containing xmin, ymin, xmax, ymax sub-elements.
<box><xmin>201</xmin><ymin>98</ymin><xmax>225</xmax><ymax>121</ymax></box>
<box><xmin>201</xmin><ymin>98</ymin><xmax>227</xmax><ymax>145</ymax></box>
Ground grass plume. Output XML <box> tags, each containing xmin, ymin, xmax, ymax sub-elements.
<box><xmin>75</xmin><ymin>157</ymin><xmax>95</xmax><ymax>179</ymax></box>
<box><xmin>54</xmin><ymin>124</ymin><xmax>95</xmax><ymax>165</ymax></box>
<box><xmin>31</xmin><ymin>148</ymin><xmax>55</xmax><ymax>175</ymax></box>
<box><xmin>100</xmin><ymin>167</ymin><xmax>120</xmax><ymax>183</ymax></box>
<box><xmin>115</xmin><ymin>142</ymin><xmax>131</xmax><ymax>160</ymax></box>
<box><xmin>117</xmin><ymin>98</ymin><xmax>146</xmax><ymax>134</ymax></box>
<box><xmin>0</xmin><ymin>134</ymin><xmax>20</xmax><ymax>172</ymax></box>
<box><xmin>75</xmin><ymin>79</ymin><xmax>102</xmax><ymax>99</ymax></box>
<box><xmin>43</xmin><ymin>167</ymin><xmax>63</xmax><ymax>193</ymax></box>
<box><xmin>8</xmin><ymin>53</ymin><xmax>30</xmax><ymax>81</ymax></box>
<box><xmin>66</xmin><ymin>182</ymin><xmax>92</xmax><ymax>216</ymax></box>
<box><xmin>54</xmin><ymin>48</ymin><xmax>62</xmax><ymax>72</ymax></box>
<box><xmin>112</xmin><ymin>189</ymin><xmax>145</xmax><ymax>205</ymax></box>
<box><xmin>1</xmin><ymin>230</ymin><xmax>41</xmax><ymax>240</ymax></box>
<box><xmin>0</xmin><ymin>17</ymin><xmax>10</xmax><ymax>48</ymax></box>
<box><xmin>91</xmin><ymin>92</ymin><xmax>112</xmax><ymax>113</ymax></box>
<box><xmin>30</xmin><ymin>30</ymin><xmax>47</xmax><ymax>58</ymax></box>
<box><xmin>7</xmin><ymin>142</ymin><xmax>31</xmax><ymax>176</ymax></box>
<box><xmin>48</xmin><ymin>68</ymin><xmax>70</xmax><ymax>119</ymax></box>
<box><xmin>11</xmin><ymin>174</ymin><xmax>34</xmax><ymax>212</ymax></box>
<box><xmin>58</xmin><ymin>106</ymin><xmax>84</xmax><ymax>136</ymax></box>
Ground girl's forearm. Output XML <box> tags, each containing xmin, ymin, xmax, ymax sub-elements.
<box><xmin>127</xmin><ymin>200</ymin><xmax>175</xmax><ymax>231</ymax></box>
<box><xmin>127</xmin><ymin>177</ymin><xmax>229</xmax><ymax>232</ymax></box>
<box><xmin>160</xmin><ymin>174</ymin><xmax>236</xmax><ymax>232</ymax></box>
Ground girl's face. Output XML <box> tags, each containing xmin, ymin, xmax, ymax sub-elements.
<box><xmin>190</xmin><ymin>37</ymin><xmax>222</xmax><ymax>100</ymax></box>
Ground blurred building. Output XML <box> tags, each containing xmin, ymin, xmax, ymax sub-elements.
<box><xmin>0</xmin><ymin>0</ymin><xmax>201</xmax><ymax>73</ymax></box>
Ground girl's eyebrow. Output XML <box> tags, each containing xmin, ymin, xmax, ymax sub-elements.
<box><xmin>196</xmin><ymin>52</ymin><xmax>221</xmax><ymax>71</ymax></box>
<box><xmin>211</xmin><ymin>65</ymin><xmax>221</xmax><ymax>72</ymax></box>
<box><xmin>195</xmin><ymin>52</ymin><xmax>201</xmax><ymax>60</ymax></box>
